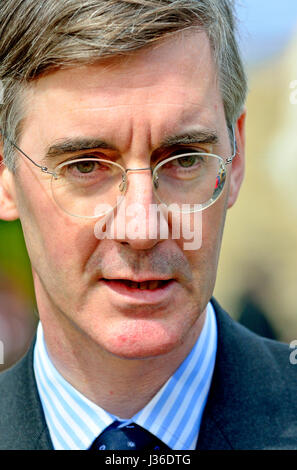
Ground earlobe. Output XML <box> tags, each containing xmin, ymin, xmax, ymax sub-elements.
<box><xmin>227</xmin><ymin>111</ymin><xmax>246</xmax><ymax>209</ymax></box>
<box><xmin>0</xmin><ymin>153</ymin><xmax>19</xmax><ymax>221</ymax></box>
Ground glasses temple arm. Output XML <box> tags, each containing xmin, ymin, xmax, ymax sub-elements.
<box><xmin>225</xmin><ymin>125</ymin><xmax>237</xmax><ymax>164</ymax></box>
<box><xmin>0</xmin><ymin>128</ymin><xmax>52</xmax><ymax>174</ymax></box>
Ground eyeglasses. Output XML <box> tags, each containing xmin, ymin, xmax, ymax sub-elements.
<box><xmin>2</xmin><ymin>128</ymin><xmax>236</xmax><ymax>219</ymax></box>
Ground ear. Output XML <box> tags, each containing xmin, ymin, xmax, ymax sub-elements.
<box><xmin>227</xmin><ymin>110</ymin><xmax>246</xmax><ymax>209</ymax></box>
<box><xmin>0</xmin><ymin>142</ymin><xmax>19</xmax><ymax>220</ymax></box>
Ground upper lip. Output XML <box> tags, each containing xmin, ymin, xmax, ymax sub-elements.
<box><xmin>101</xmin><ymin>276</ymin><xmax>174</xmax><ymax>283</ymax></box>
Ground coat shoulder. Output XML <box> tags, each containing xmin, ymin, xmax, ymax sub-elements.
<box><xmin>0</xmin><ymin>343</ymin><xmax>52</xmax><ymax>450</ymax></box>
<box><xmin>202</xmin><ymin>298</ymin><xmax>297</xmax><ymax>450</ymax></box>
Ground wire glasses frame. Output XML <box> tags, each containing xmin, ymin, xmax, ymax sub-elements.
<box><xmin>1</xmin><ymin>127</ymin><xmax>237</xmax><ymax>218</ymax></box>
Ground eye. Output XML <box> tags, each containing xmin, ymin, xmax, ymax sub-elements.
<box><xmin>65</xmin><ymin>158</ymin><xmax>110</xmax><ymax>177</ymax></box>
<box><xmin>163</xmin><ymin>146</ymin><xmax>208</xmax><ymax>166</ymax></box>
<box><xmin>73</xmin><ymin>160</ymin><xmax>97</xmax><ymax>174</ymax></box>
<box><xmin>57</xmin><ymin>158</ymin><xmax>123</xmax><ymax>188</ymax></box>
<box><xmin>176</xmin><ymin>154</ymin><xmax>201</xmax><ymax>168</ymax></box>
<box><xmin>58</xmin><ymin>158</ymin><xmax>111</xmax><ymax>182</ymax></box>
<box><xmin>168</xmin><ymin>152</ymin><xmax>206</xmax><ymax>170</ymax></box>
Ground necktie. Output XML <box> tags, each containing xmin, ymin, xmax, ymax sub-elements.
<box><xmin>88</xmin><ymin>420</ymin><xmax>170</xmax><ymax>451</ymax></box>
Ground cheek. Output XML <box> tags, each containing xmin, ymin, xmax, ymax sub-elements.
<box><xmin>179</xmin><ymin>198</ymin><xmax>227</xmax><ymax>287</ymax></box>
<box><xmin>14</xmin><ymin>168</ymin><xmax>98</xmax><ymax>278</ymax></box>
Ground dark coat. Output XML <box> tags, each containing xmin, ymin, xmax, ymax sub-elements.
<box><xmin>0</xmin><ymin>298</ymin><xmax>296</xmax><ymax>450</ymax></box>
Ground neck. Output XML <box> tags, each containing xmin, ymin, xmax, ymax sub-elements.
<box><xmin>39</xmin><ymin>308</ymin><xmax>206</xmax><ymax>419</ymax></box>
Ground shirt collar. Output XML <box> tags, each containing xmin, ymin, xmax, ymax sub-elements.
<box><xmin>34</xmin><ymin>302</ymin><xmax>217</xmax><ymax>450</ymax></box>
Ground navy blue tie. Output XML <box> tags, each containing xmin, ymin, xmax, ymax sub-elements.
<box><xmin>88</xmin><ymin>420</ymin><xmax>170</xmax><ymax>451</ymax></box>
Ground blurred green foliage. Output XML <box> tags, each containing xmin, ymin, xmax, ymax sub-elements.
<box><xmin>0</xmin><ymin>219</ymin><xmax>35</xmax><ymax>302</ymax></box>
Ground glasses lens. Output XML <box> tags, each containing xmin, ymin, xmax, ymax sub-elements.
<box><xmin>51</xmin><ymin>158</ymin><xmax>126</xmax><ymax>218</ymax></box>
<box><xmin>153</xmin><ymin>153</ymin><xmax>226</xmax><ymax>211</ymax></box>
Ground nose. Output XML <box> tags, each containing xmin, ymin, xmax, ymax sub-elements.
<box><xmin>113</xmin><ymin>168</ymin><xmax>169</xmax><ymax>250</ymax></box>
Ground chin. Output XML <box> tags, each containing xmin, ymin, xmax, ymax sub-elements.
<box><xmin>107</xmin><ymin>342</ymin><xmax>177</xmax><ymax>361</ymax></box>
<box><xmin>99</xmin><ymin>319</ymin><xmax>183</xmax><ymax>360</ymax></box>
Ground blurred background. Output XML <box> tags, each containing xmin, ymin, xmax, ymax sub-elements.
<box><xmin>214</xmin><ymin>0</ymin><xmax>297</xmax><ymax>342</ymax></box>
<box><xmin>1</xmin><ymin>0</ymin><xmax>297</xmax><ymax>370</ymax></box>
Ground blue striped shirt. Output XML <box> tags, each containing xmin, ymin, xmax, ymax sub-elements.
<box><xmin>33</xmin><ymin>302</ymin><xmax>217</xmax><ymax>450</ymax></box>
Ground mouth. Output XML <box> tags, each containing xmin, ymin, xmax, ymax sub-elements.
<box><xmin>102</xmin><ymin>279</ymin><xmax>173</xmax><ymax>291</ymax></box>
<box><xmin>99</xmin><ymin>277</ymin><xmax>178</xmax><ymax>305</ymax></box>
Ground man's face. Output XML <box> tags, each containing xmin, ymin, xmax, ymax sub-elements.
<box><xmin>1</xmin><ymin>32</ymin><xmax>244</xmax><ymax>360</ymax></box>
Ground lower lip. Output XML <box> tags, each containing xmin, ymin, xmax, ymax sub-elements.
<box><xmin>99</xmin><ymin>279</ymin><xmax>177</xmax><ymax>303</ymax></box>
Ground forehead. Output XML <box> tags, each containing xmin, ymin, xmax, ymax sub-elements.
<box><xmin>22</xmin><ymin>31</ymin><xmax>225</xmax><ymax>151</ymax></box>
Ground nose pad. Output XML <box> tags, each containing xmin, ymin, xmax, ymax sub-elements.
<box><xmin>119</xmin><ymin>174</ymin><xmax>127</xmax><ymax>193</ymax></box>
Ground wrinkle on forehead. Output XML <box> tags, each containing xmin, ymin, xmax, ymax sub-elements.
<box><xmin>29</xmin><ymin>30</ymin><xmax>217</xmax><ymax>100</ymax></box>
<box><xmin>93</xmin><ymin>29</ymin><xmax>211</xmax><ymax>77</ymax></box>
<box><xmin>22</xmin><ymin>30</ymin><xmax>224</xmax><ymax>155</ymax></box>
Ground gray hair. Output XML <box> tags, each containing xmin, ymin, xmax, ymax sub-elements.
<box><xmin>0</xmin><ymin>0</ymin><xmax>247</xmax><ymax>170</ymax></box>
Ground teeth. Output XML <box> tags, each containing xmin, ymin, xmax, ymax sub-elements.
<box><xmin>149</xmin><ymin>280</ymin><xmax>159</xmax><ymax>290</ymax></box>
<box><xmin>125</xmin><ymin>280</ymin><xmax>163</xmax><ymax>290</ymax></box>
<box><xmin>129</xmin><ymin>281</ymin><xmax>139</xmax><ymax>289</ymax></box>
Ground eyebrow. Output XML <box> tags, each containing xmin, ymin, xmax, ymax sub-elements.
<box><xmin>161</xmin><ymin>129</ymin><xmax>219</xmax><ymax>147</ymax></box>
<box><xmin>43</xmin><ymin>128</ymin><xmax>219</xmax><ymax>160</ymax></box>
<box><xmin>44</xmin><ymin>138</ymin><xmax>116</xmax><ymax>159</ymax></box>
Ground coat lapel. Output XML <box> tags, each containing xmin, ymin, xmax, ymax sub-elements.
<box><xmin>196</xmin><ymin>298</ymin><xmax>293</xmax><ymax>450</ymax></box>
<box><xmin>0</xmin><ymin>340</ymin><xmax>53</xmax><ymax>450</ymax></box>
